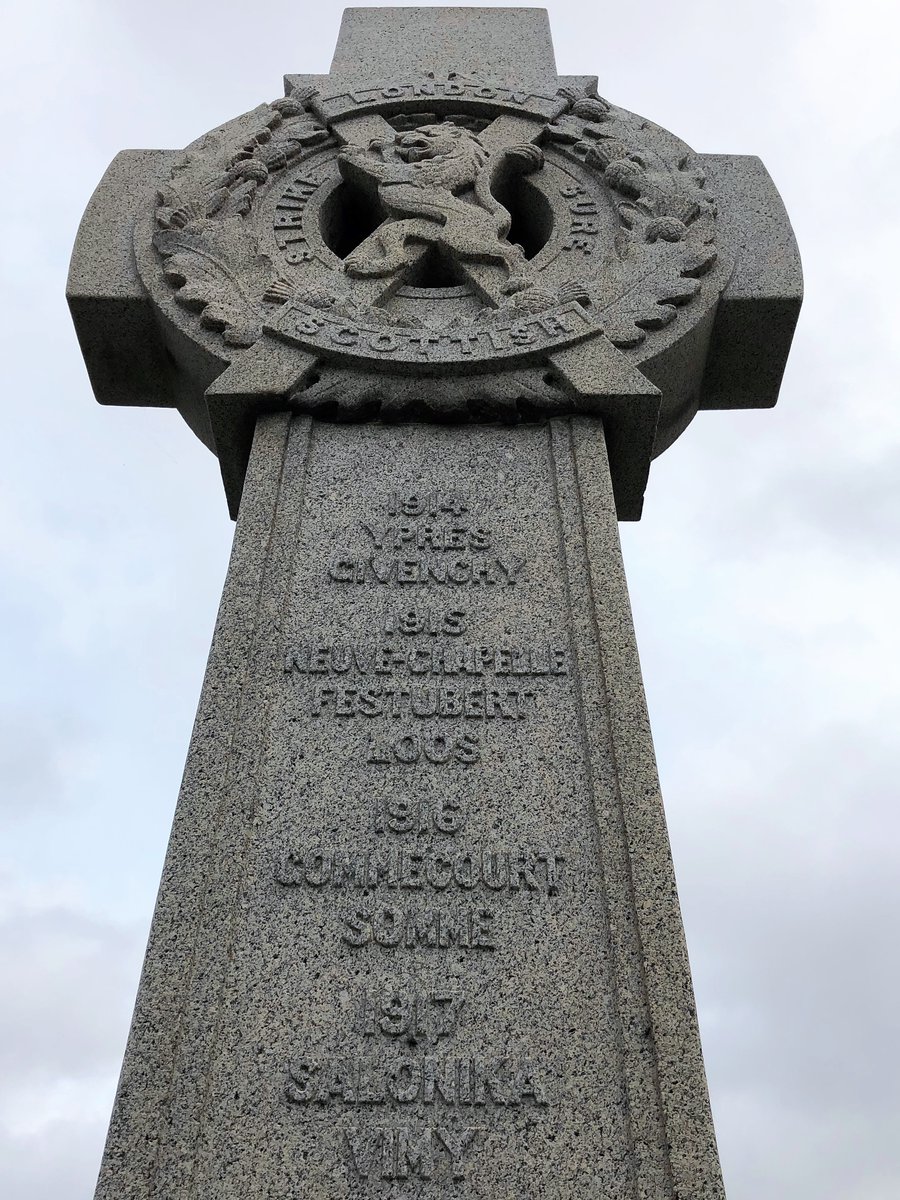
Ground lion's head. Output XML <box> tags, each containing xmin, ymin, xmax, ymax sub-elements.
<box><xmin>395</xmin><ymin>123</ymin><xmax>488</xmax><ymax>174</ymax></box>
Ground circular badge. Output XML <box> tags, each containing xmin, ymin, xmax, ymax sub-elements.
<box><xmin>139</xmin><ymin>73</ymin><xmax>729</xmax><ymax>424</ymax></box>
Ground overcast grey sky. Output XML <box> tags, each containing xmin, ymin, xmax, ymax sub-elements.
<box><xmin>1</xmin><ymin>1</ymin><xmax>899</xmax><ymax>1197</ymax></box>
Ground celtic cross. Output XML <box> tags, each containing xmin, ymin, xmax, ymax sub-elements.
<box><xmin>67</xmin><ymin>10</ymin><xmax>801</xmax><ymax>1200</ymax></box>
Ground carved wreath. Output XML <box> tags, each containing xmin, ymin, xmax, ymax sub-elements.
<box><xmin>153</xmin><ymin>90</ymin><xmax>329</xmax><ymax>346</ymax></box>
<box><xmin>545</xmin><ymin>89</ymin><xmax>718</xmax><ymax>348</ymax></box>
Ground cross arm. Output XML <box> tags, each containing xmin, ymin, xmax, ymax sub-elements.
<box><xmin>698</xmin><ymin>154</ymin><xmax>803</xmax><ymax>410</ymax></box>
<box><xmin>67</xmin><ymin>149</ymin><xmax>179</xmax><ymax>409</ymax></box>
<box><xmin>548</xmin><ymin>334</ymin><xmax>662</xmax><ymax>521</ymax></box>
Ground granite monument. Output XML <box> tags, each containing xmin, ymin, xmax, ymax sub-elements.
<box><xmin>67</xmin><ymin>8</ymin><xmax>801</xmax><ymax>1198</ymax></box>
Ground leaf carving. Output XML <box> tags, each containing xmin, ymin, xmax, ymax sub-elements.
<box><xmin>153</xmin><ymin>218</ymin><xmax>273</xmax><ymax>347</ymax></box>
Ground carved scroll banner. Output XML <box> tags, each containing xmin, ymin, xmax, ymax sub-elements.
<box><xmin>67</xmin><ymin>8</ymin><xmax>801</xmax><ymax>1199</ymax></box>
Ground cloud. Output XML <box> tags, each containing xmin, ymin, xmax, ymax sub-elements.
<box><xmin>0</xmin><ymin>708</ymin><xmax>84</xmax><ymax>817</ymax></box>
<box><xmin>0</xmin><ymin>1119</ymin><xmax>109</xmax><ymax>1200</ymax></box>
<box><xmin>0</xmin><ymin>878</ymin><xmax>144</xmax><ymax>1200</ymax></box>
<box><xmin>3</xmin><ymin>1</ymin><xmax>900</xmax><ymax>1198</ymax></box>
<box><xmin>0</xmin><ymin>901</ymin><xmax>142</xmax><ymax>1084</ymax></box>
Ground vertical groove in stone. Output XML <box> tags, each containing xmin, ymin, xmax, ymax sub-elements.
<box><xmin>189</xmin><ymin>415</ymin><xmax>315</xmax><ymax>1196</ymax></box>
<box><xmin>550</xmin><ymin>417</ymin><xmax>672</xmax><ymax>1198</ymax></box>
<box><xmin>569</xmin><ymin>416</ymin><xmax>725</xmax><ymax>1200</ymax></box>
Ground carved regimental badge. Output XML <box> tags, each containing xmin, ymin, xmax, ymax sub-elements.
<box><xmin>147</xmin><ymin>77</ymin><xmax>720</xmax><ymax>398</ymax></box>
<box><xmin>85</xmin><ymin>68</ymin><xmax>796</xmax><ymax>517</ymax></box>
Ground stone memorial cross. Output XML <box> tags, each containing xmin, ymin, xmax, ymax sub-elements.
<box><xmin>68</xmin><ymin>9</ymin><xmax>801</xmax><ymax>1200</ymax></box>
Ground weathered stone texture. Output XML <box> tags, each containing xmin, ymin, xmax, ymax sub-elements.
<box><xmin>97</xmin><ymin>416</ymin><xmax>723</xmax><ymax>1199</ymax></box>
<box><xmin>67</xmin><ymin>9</ymin><xmax>803</xmax><ymax>1198</ymax></box>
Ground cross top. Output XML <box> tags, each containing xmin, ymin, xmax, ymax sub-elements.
<box><xmin>67</xmin><ymin>7</ymin><xmax>801</xmax><ymax>520</ymax></box>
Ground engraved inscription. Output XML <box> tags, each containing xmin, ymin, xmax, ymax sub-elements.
<box><xmin>285</xmin><ymin>644</ymin><xmax>568</xmax><ymax>675</ymax></box>
<box><xmin>362</xmin><ymin>522</ymin><xmax>493</xmax><ymax>551</ymax></box>
<box><xmin>344</xmin><ymin>1126</ymin><xmax>479</xmax><ymax>1181</ymax></box>
<box><xmin>365</xmin><ymin>731</ymin><xmax>481</xmax><ymax>765</ymax></box>
<box><xmin>274</xmin><ymin>174</ymin><xmax>323</xmax><ymax>264</ymax></box>
<box><xmin>287</xmin><ymin>482</ymin><xmax>574</xmax><ymax>763</ymax></box>
<box><xmin>357</xmin><ymin>988</ymin><xmax>466</xmax><ymax>1042</ymax></box>
<box><xmin>270</xmin><ymin>298</ymin><xmax>599</xmax><ymax>366</ymax></box>
<box><xmin>373</xmin><ymin>794</ymin><xmax>465</xmax><ymax>835</ymax></box>
<box><xmin>339</xmin><ymin>76</ymin><xmax>534</xmax><ymax>107</ymax></box>
<box><xmin>328</xmin><ymin>554</ymin><xmax>526</xmax><ymax>586</ymax></box>
<box><xmin>277</xmin><ymin>846</ymin><xmax>564</xmax><ymax>895</ymax></box>
<box><xmin>285</xmin><ymin>639</ymin><xmax>568</xmax><ymax>758</ymax></box>
<box><xmin>341</xmin><ymin>905</ymin><xmax>496</xmax><ymax>950</ymax></box>
<box><xmin>277</xmin><ymin>844</ymin><xmax>565</xmax><ymax>948</ymax></box>
<box><xmin>387</xmin><ymin>491</ymin><xmax>469</xmax><ymax>517</ymax></box>
<box><xmin>314</xmin><ymin>73</ymin><xmax>565</xmax><ymax>126</ymax></box>
<box><xmin>560</xmin><ymin>184</ymin><xmax>601</xmax><ymax>256</ymax></box>
<box><xmin>384</xmin><ymin>607</ymin><xmax>467</xmax><ymax>636</ymax></box>
<box><xmin>287</xmin><ymin>1056</ymin><xmax>548</xmax><ymax>1106</ymax></box>
<box><xmin>280</xmin><ymin>466</ymin><xmax>571</xmax><ymax>1181</ymax></box>
<box><xmin>324</xmin><ymin>487</ymin><xmax>530</xmax><ymax>590</ymax></box>
<box><xmin>309</xmin><ymin>685</ymin><xmax>539</xmax><ymax>720</ymax></box>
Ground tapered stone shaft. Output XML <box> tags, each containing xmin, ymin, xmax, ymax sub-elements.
<box><xmin>97</xmin><ymin>415</ymin><xmax>723</xmax><ymax>1199</ymax></box>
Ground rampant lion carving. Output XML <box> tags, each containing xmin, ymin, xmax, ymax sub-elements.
<box><xmin>337</xmin><ymin>122</ymin><xmax>543</xmax><ymax>288</ymax></box>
